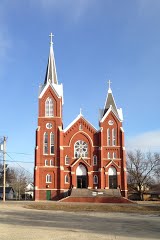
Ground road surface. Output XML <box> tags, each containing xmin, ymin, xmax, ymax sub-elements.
<box><xmin>0</xmin><ymin>202</ymin><xmax>159</xmax><ymax>240</ymax></box>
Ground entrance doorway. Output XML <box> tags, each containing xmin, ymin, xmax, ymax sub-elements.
<box><xmin>108</xmin><ymin>167</ymin><xmax>117</xmax><ymax>189</ymax></box>
<box><xmin>46</xmin><ymin>190</ymin><xmax>51</xmax><ymax>200</ymax></box>
<box><xmin>77</xmin><ymin>175</ymin><xmax>87</xmax><ymax>188</ymax></box>
<box><xmin>76</xmin><ymin>164</ymin><xmax>88</xmax><ymax>189</ymax></box>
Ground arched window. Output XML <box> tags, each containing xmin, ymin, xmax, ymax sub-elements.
<box><xmin>108</xmin><ymin>152</ymin><xmax>111</xmax><ymax>159</ymax></box>
<box><xmin>65</xmin><ymin>175</ymin><xmax>69</xmax><ymax>183</ymax></box>
<box><xmin>45</xmin><ymin>159</ymin><xmax>49</xmax><ymax>166</ymax></box>
<box><xmin>76</xmin><ymin>164</ymin><xmax>87</xmax><ymax>176</ymax></box>
<box><xmin>93</xmin><ymin>155</ymin><xmax>97</xmax><ymax>165</ymax></box>
<box><xmin>79</xmin><ymin>124</ymin><xmax>83</xmax><ymax>130</ymax></box>
<box><xmin>93</xmin><ymin>175</ymin><xmax>98</xmax><ymax>184</ymax></box>
<box><xmin>108</xmin><ymin>167</ymin><xmax>117</xmax><ymax>176</ymax></box>
<box><xmin>113</xmin><ymin>152</ymin><xmax>116</xmax><ymax>159</ymax></box>
<box><xmin>43</xmin><ymin>132</ymin><xmax>48</xmax><ymax>154</ymax></box>
<box><xmin>46</xmin><ymin>174</ymin><xmax>51</xmax><ymax>183</ymax></box>
<box><xmin>45</xmin><ymin>98</ymin><xmax>53</xmax><ymax>117</ymax></box>
<box><xmin>74</xmin><ymin>140</ymin><xmax>88</xmax><ymax>158</ymax></box>
<box><xmin>107</xmin><ymin>128</ymin><xmax>111</xmax><ymax>146</ymax></box>
<box><xmin>65</xmin><ymin>155</ymin><xmax>70</xmax><ymax>165</ymax></box>
<box><xmin>112</xmin><ymin>128</ymin><xmax>116</xmax><ymax>146</ymax></box>
<box><xmin>50</xmin><ymin>133</ymin><xmax>54</xmax><ymax>154</ymax></box>
<box><xmin>109</xmin><ymin>167</ymin><xmax>117</xmax><ymax>189</ymax></box>
<box><xmin>50</xmin><ymin>159</ymin><xmax>54</xmax><ymax>166</ymax></box>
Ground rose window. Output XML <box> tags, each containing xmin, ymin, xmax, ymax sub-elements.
<box><xmin>74</xmin><ymin>140</ymin><xmax>88</xmax><ymax>158</ymax></box>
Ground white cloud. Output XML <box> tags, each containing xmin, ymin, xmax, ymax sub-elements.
<box><xmin>126</xmin><ymin>130</ymin><xmax>160</xmax><ymax>152</ymax></box>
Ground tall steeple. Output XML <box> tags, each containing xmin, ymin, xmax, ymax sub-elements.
<box><xmin>44</xmin><ymin>33</ymin><xmax>58</xmax><ymax>85</ymax></box>
<box><xmin>104</xmin><ymin>80</ymin><xmax>118</xmax><ymax>116</ymax></box>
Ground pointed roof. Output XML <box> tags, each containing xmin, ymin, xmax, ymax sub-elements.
<box><xmin>64</xmin><ymin>113</ymin><xmax>97</xmax><ymax>133</ymax></box>
<box><xmin>44</xmin><ymin>33</ymin><xmax>58</xmax><ymax>85</ymax></box>
<box><xmin>39</xmin><ymin>33</ymin><xmax>64</xmax><ymax>104</ymax></box>
<box><xmin>71</xmin><ymin>157</ymin><xmax>91</xmax><ymax>167</ymax></box>
<box><xmin>104</xmin><ymin>80</ymin><xmax>118</xmax><ymax>116</ymax></box>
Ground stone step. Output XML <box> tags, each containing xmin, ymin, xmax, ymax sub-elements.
<box><xmin>60</xmin><ymin>196</ymin><xmax>132</xmax><ymax>204</ymax></box>
<box><xmin>70</xmin><ymin>188</ymin><xmax>121</xmax><ymax>198</ymax></box>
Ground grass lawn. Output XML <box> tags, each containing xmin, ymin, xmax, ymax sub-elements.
<box><xmin>25</xmin><ymin>202</ymin><xmax>160</xmax><ymax>215</ymax></box>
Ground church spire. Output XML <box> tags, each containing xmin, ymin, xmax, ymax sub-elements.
<box><xmin>103</xmin><ymin>80</ymin><xmax>118</xmax><ymax>116</ymax></box>
<box><xmin>44</xmin><ymin>33</ymin><xmax>58</xmax><ymax>85</ymax></box>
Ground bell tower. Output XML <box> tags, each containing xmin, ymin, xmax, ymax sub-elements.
<box><xmin>99</xmin><ymin>81</ymin><xmax>127</xmax><ymax>197</ymax></box>
<box><xmin>34</xmin><ymin>33</ymin><xmax>64</xmax><ymax>200</ymax></box>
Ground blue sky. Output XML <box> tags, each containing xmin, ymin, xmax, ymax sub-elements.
<box><xmin>0</xmin><ymin>0</ymin><xmax>160</xmax><ymax>174</ymax></box>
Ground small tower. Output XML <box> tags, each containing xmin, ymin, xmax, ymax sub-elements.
<box><xmin>99</xmin><ymin>81</ymin><xmax>127</xmax><ymax>197</ymax></box>
<box><xmin>34</xmin><ymin>34</ymin><xmax>63</xmax><ymax>200</ymax></box>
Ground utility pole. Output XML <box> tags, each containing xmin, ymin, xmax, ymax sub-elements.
<box><xmin>3</xmin><ymin>136</ymin><xmax>6</xmax><ymax>202</ymax></box>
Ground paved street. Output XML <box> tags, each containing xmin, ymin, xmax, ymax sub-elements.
<box><xmin>0</xmin><ymin>202</ymin><xmax>159</xmax><ymax>240</ymax></box>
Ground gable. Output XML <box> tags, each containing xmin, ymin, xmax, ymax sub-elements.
<box><xmin>39</xmin><ymin>82</ymin><xmax>64</xmax><ymax>104</ymax></box>
<box><xmin>104</xmin><ymin>160</ymin><xmax>120</xmax><ymax>169</ymax></box>
<box><xmin>64</xmin><ymin>114</ymin><xmax>97</xmax><ymax>134</ymax></box>
<box><xmin>71</xmin><ymin>157</ymin><xmax>91</xmax><ymax>167</ymax></box>
<box><xmin>63</xmin><ymin>114</ymin><xmax>100</xmax><ymax>147</ymax></box>
<box><xmin>100</xmin><ymin>106</ymin><xmax>122</xmax><ymax>123</ymax></box>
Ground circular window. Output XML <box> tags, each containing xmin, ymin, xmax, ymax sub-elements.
<box><xmin>46</xmin><ymin>123</ymin><xmax>53</xmax><ymax>129</ymax></box>
<box><xmin>108</xmin><ymin>120</ymin><xmax>114</xmax><ymax>125</ymax></box>
<box><xmin>74</xmin><ymin>140</ymin><xmax>88</xmax><ymax>158</ymax></box>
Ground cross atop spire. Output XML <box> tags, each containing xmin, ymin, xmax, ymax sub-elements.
<box><xmin>103</xmin><ymin>79</ymin><xmax>118</xmax><ymax>116</ymax></box>
<box><xmin>107</xmin><ymin>79</ymin><xmax>112</xmax><ymax>93</ymax></box>
<box><xmin>108</xmin><ymin>79</ymin><xmax>112</xmax><ymax>89</ymax></box>
<box><xmin>80</xmin><ymin>108</ymin><xmax>82</xmax><ymax>115</ymax></box>
<box><xmin>44</xmin><ymin>33</ymin><xmax>58</xmax><ymax>85</ymax></box>
<box><xmin>49</xmin><ymin>32</ymin><xmax>54</xmax><ymax>46</ymax></box>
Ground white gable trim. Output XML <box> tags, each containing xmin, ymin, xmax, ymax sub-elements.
<box><xmin>64</xmin><ymin>114</ymin><xmax>81</xmax><ymax>132</ymax></box>
<box><xmin>71</xmin><ymin>157</ymin><xmax>91</xmax><ymax>167</ymax></box>
<box><xmin>39</xmin><ymin>82</ymin><xmax>57</xmax><ymax>98</ymax></box>
<box><xmin>64</xmin><ymin>114</ymin><xmax>97</xmax><ymax>133</ymax></box>
<box><xmin>105</xmin><ymin>160</ymin><xmax>120</xmax><ymax>169</ymax></box>
<box><xmin>39</xmin><ymin>82</ymin><xmax>64</xmax><ymax>104</ymax></box>
<box><xmin>100</xmin><ymin>106</ymin><xmax>122</xmax><ymax>123</ymax></box>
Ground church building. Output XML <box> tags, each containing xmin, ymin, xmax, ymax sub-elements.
<box><xmin>34</xmin><ymin>34</ymin><xmax>127</xmax><ymax>201</ymax></box>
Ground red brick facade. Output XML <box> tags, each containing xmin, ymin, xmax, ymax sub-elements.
<box><xmin>34</xmin><ymin>38</ymin><xmax>127</xmax><ymax>200</ymax></box>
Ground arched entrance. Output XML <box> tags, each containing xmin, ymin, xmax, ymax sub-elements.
<box><xmin>109</xmin><ymin>167</ymin><xmax>117</xmax><ymax>189</ymax></box>
<box><xmin>76</xmin><ymin>164</ymin><xmax>88</xmax><ymax>188</ymax></box>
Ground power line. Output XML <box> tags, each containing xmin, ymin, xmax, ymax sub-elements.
<box><xmin>6</xmin><ymin>151</ymin><xmax>34</xmax><ymax>156</ymax></box>
<box><xmin>6</xmin><ymin>153</ymin><xmax>33</xmax><ymax>176</ymax></box>
<box><xmin>6</xmin><ymin>160</ymin><xmax>34</xmax><ymax>163</ymax></box>
<box><xmin>0</xmin><ymin>159</ymin><xmax>34</xmax><ymax>163</ymax></box>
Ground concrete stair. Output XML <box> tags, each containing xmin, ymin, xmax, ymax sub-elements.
<box><xmin>70</xmin><ymin>188</ymin><xmax>121</xmax><ymax>198</ymax></box>
<box><xmin>59</xmin><ymin>188</ymin><xmax>132</xmax><ymax>203</ymax></box>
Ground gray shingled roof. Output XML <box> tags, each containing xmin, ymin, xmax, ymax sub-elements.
<box><xmin>44</xmin><ymin>45</ymin><xmax>58</xmax><ymax>85</ymax></box>
<box><xmin>104</xmin><ymin>91</ymin><xmax>118</xmax><ymax>116</ymax></box>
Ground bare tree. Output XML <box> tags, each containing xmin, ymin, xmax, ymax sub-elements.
<box><xmin>127</xmin><ymin>150</ymin><xmax>160</xmax><ymax>200</ymax></box>
<box><xmin>0</xmin><ymin>163</ymin><xmax>16</xmax><ymax>186</ymax></box>
<box><xmin>9</xmin><ymin>168</ymin><xmax>31</xmax><ymax>200</ymax></box>
<box><xmin>154</xmin><ymin>153</ymin><xmax>160</xmax><ymax>183</ymax></box>
<box><xmin>0</xmin><ymin>158</ymin><xmax>33</xmax><ymax>200</ymax></box>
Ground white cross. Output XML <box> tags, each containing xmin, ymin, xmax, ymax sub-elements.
<box><xmin>49</xmin><ymin>32</ymin><xmax>54</xmax><ymax>45</ymax></box>
<box><xmin>108</xmin><ymin>79</ymin><xmax>112</xmax><ymax>89</ymax></box>
<box><xmin>80</xmin><ymin>108</ymin><xmax>82</xmax><ymax>115</ymax></box>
